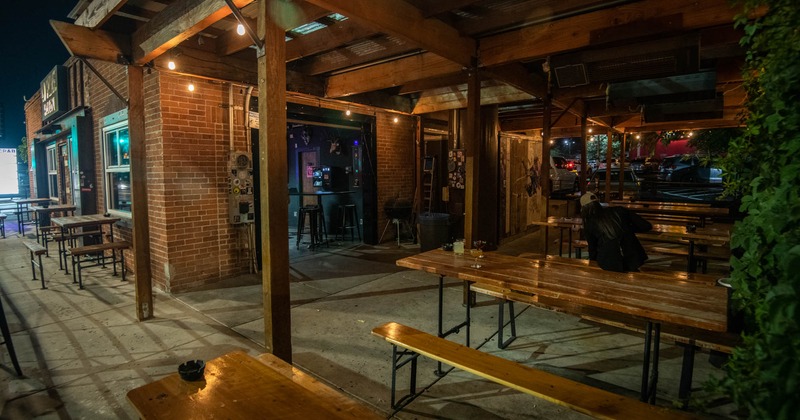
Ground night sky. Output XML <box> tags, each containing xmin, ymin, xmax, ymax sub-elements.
<box><xmin>0</xmin><ymin>2</ymin><xmax>73</xmax><ymax>149</ymax></box>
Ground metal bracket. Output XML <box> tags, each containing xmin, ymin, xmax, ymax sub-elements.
<box><xmin>79</xmin><ymin>57</ymin><xmax>129</xmax><ymax>106</ymax></box>
<box><xmin>224</xmin><ymin>0</ymin><xmax>264</xmax><ymax>52</ymax></box>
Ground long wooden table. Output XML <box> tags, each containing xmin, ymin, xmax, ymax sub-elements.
<box><xmin>613</xmin><ymin>203</ymin><xmax>729</xmax><ymax>227</ymax></box>
<box><xmin>31</xmin><ymin>204</ymin><xmax>76</xmax><ymax>242</ymax></box>
<box><xmin>14</xmin><ymin>197</ymin><xmax>54</xmax><ymax>235</ymax></box>
<box><xmin>640</xmin><ymin>224</ymin><xmax>731</xmax><ymax>272</ymax></box>
<box><xmin>530</xmin><ymin>217</ymin><xmax>582</xmax><ymax>256</ymax></box>
<box><xmin>51</xmin><ymin>215</ymin><xmax>122</xmax><ymax>274</ymax></box>
<box><xmin>127</xmin><ymin>350</ymin><xmax>381</xmax><ymax>419</ymax></box>
<box><xmin>396</xmin><ymin>249</ymin><xmax>729</xmax><ymax>403</ymax></box>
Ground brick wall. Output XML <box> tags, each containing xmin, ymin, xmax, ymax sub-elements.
<box><xmin>23</xmin><ymin>92</ymin><xmax>42</xmax><ymax>197</ymax></box>
<box><xmin>374</xmin><ymin>113</ymin><xmax>417</xmax><ymax>241</ymax></box>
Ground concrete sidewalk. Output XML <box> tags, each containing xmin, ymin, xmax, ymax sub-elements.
<box><xmin>1</xmin><ymin>220</ymin><xmax>735</xmax><ymax>419</ymax></box>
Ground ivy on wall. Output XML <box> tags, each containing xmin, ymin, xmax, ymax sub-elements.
<box><xmin>713</xmin><ymin>0</ymin><xmax>800</xmax><ymax>417</ymax></box>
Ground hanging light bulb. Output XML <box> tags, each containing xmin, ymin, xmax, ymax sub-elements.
<box><xmin>393</xmin><ymin>116</ymin><xmax>399</xmax><ymax>123</ymax></box>
<box><xmin>236</xmin><ymin>23</ymin><xmax>246</xmax><ymax>36</ymax></box>
<box><xmin>168</xmin><ymin>60</ymin><xmax>176</xmax><ymax>70</ymax></box>
<box><xmin>345</xmin><ymin>109</ymin><xmax>351</xmax><ymax>116</ymax></box>
<box><xmin>588</xmin><ymin>127</ymin><xmax>593</xmax><ymax>133</ymax></box>
<box><xmin>188</xmin><ymin>83</ymin><xmax>195</xmax><ymax>92</ymax></box>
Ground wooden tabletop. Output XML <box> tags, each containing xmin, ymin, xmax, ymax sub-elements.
<box><xmin>15</xmin><ymin>198</ymin><xmax>54</xmax><ymax>205</ymax></box>
<box><xmin>126</xmin><ymin>351</ymin><xmax>381</xmax><ymax>420</ymax></box>
<box><xmin>645</xmin><ymin>224</ymin><xmax>730</xmax><ymax>244</ymax></box>
<box><xmin>610</xmin><ymin>200</ymin><xmax>712</xmax><ymax>208</ymax></box>
<box><xmin>530</xmin><ymin>216</ymin><xmax>583</xmax><ymax>229</ymax></box>
<box><xmin>614</xmin><ymin>202</ymin><xmax>729</xmax><ymax>217</ymax></box>
<box><xmin>51</xmin><ymin>214</ymin><xmax>121</xmax><ymax>229</ymax></box>
<box><xmin>397</xmin><ymin>249</ymin><xmax>728</xmax><ymax>332</ymax></box>
<box><xmin>31</xmin><ymin>204</ymin><xmax>77</xmax><ymax>213</ymax></box>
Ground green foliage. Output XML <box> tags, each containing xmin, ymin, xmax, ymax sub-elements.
<box><xmin>710</xmin><ymin>1</ymin><xmax>800</xmax><ymax>417</ymax></box>
<box><xmin>17</xmin><ymin>137</ymin><xmax>28</xmax><ymax>164</ymax></box>
<box><xmin>585</xmin><ymin>134</ymin><xmax>621</xmax><ymax>162</ymax></box>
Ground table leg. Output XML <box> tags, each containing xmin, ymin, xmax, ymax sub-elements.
<box><xmin>640</xmin><ymin>321</ymin><xmax>661</xmax><ymax>404</ymax></box>
<box><xmin>435</xmin><ymin>274</ymin><xmax>470</xmax><ymax>376</ymax></box>
<box><xmin>687</xmin><ymin>240</ymin><xmax>696</xmax><ymax>273</ymax></box>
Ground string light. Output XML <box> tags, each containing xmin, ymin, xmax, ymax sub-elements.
<box><xmin>393</xmin><ymin>116</ymin><xmax>399</xmax><ymax>123</ymax></box>
<box><xmin>188</xmin><ymin>83</ymin><xmax>195</xmax><ymax>92</ymax></box>
<box><xmin>345</xmin><ymin>109</ymin><xmax>351</xmax><ymax>116</ymax></box>
<box><xmin>168</xmin><ymin>60</ymin><xmax>176</xmax><ymax>70</ymax></box>
<box><xmin>236</xmin><ymin>24</ymin><xmax>245</xmax><ymax>36</ymax></box>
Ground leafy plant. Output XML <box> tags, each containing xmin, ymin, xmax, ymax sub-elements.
<box><xmin>710</xmin><ymin>1</ymin><xmax>800</xmax><ymax>418</ymax></box>
<box><xmin>17</xmin><ymin>137</ymin><xmax>28</xmax><ymax>164</ymax></box>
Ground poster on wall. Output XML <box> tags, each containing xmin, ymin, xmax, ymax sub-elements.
<box><xmin>447</xmin><ymin>149</ymin><xmax>465</xmax><ymax>189</ymax></box>
<box><xmin>0</xmin><ymin>149</ymin><xmax>19</xmax><ymax>195</ymax></box>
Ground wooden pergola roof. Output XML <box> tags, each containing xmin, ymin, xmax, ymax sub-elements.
<box><xmin>49</xmin><ymin>0</ymin><xmax>757</xmax><ymax>360</ymax></box>
<box><xmin>54</xmin><ymin>0</ymin><xmax>754</xmax><ymax>135</ymax></box>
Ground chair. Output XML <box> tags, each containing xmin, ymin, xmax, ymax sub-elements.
<box><xmin>338</xmin><ymin>204</ymin><xmax>361</xmax><ymax>241</ymax></box>
<box><xmin>296</xmin><ymin>206</ymin><xmax>328</xmax><ymax>249</ymax></box>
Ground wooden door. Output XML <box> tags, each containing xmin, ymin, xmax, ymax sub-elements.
<box><xmin>299</xmin><ymin>150</ymin><xmax>318</xmax><ymax>207</ymax></box>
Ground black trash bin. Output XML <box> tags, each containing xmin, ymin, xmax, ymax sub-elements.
<box><xmin>418</xmin><ymin>212</ymin><xmax>450</xmax><ymax>252</ymax></box>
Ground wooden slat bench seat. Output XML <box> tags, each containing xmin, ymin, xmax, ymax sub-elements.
<box><xmin>53</xmin><ymin>230</ymin><xmax>103</xmax><ymax>273</ymax></box>
<box><xmin>372</xmin><ymin>322</ymin><xmax>697</xmax><ymax>419</ymax></box>
<box><xmin>70</xmin><ymin>241</ymin><xmax>130</xmax><ymax>289</ymax></box>
<box><xmin>23</xmin><ymin>240</ymin><xmax>47</xmax><ymax>289</ymax></box>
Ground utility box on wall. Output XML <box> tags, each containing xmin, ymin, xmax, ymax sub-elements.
<box><xmin>228</xmin><ymin>151</ymin><xmax>254</xmax><ymax>224</ymax></box>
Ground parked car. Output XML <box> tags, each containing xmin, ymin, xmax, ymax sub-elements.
<box><xmin>658</xmin><ymin>155</ymin><xmax>722</xmax><ymax>183</ymax></box>
<box><xmin>550</xmin><ymin>156</ymin><xmax>578</xmax><ymax>193</ymax></box>
<box><xmin>588</xmin><ymin>168</ymin><xmax>640</xmax><ymax>199</ymax></box>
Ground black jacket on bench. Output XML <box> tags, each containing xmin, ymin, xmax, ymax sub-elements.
<box><xmin>584</xmin><ymin>206</ymin><xmax>652</xmax><ymax>272</ymax></box>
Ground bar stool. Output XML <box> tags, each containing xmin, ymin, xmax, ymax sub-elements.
<box><xmin>338</xmin><ymin>204</ymin><xmax>361</xmax><ymax>241</ymax></box>
<box><xmin>0</xmin><ymin>297</ymin><xmax>23</xmax><ymax>376</ymax></box>
<box><xmin>296</xmin><ymin>206</ymin><xmax>328</xmax><ymax>249</ymax></box>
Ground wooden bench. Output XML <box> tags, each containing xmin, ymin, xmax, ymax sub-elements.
<box><xmin>54</xmin><ymin>230</ymin><xmax>103</xmax><ymax>273</ymax></box>
<box><xmin>372</xmin><ymin>322</ymin><xmax>697</xmax><ymax>419</ymax></box>
<box><xmin>646</xmin><ymin>245</ymin><xmax>730</xmax><ymax>273</ymax></box>
<box><xmin>23</xmin><ymin>240</ymin><xmax>48</xmax><ymax>289</ymax></box>
<box><xmin>70</xmin><ymin>241</ymin><xmax>130</xmax><ymax>289</ymax></box>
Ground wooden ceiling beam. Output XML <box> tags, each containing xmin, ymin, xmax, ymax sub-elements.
<box><xmin>412</xmin><ymin>84</ymin><xmax>534</xmax><ymax>114</ymax></box>
<box><xmin>325</xmin><ymin>52</ymin><xmax>462</xmax><ymax>98</ymax></box>
<box><xmin>414</xmin><ymin>0</ymin><xmax>483</xmax><ymax>18</ymax></box>
<box><xmin>398</xmin><ymin>72</ymin><xmax>469</xmax><ymax>95</ymax></box>
<box><xmin>75</xmin><ymin>0</ymin><xmax>128</xmax><ymax>29</ymax></box>
<box><xmin>294</xmin><ymin>38</ymin><xmax>418</xmax><ymax>76</ymax></box>
<box><xmin>216</xmin><ymin>2</ymin><xmax>332</xmax><ymax>56</ymax></box>
<box><xmin>302</xmin><ymin>0</ymin><xmax>476</xmax><ymax>67</ymax></box>
<box><xmin>131</xmin><ymin>0</ymin><xmax>253</xmax><ymax>65</ymax></box>
<box><xmin>479</xmin><ymin>0</ymin><xmax>750</xmax><ymax>67</ymax></box>
<box><xmin>50</xmin><ymin>20</ymin><xmax>131</xmax><ymax>63</ymax></box>
<box><xmin>286</xmin><ymin>18</ymin><xmax>377</xmax><ymax>62</ymax></box>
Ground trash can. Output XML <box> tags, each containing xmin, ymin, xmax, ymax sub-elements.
<box><xmin>418</xmin><ymin>212</ymin><xmax>450</xmax><ymax>252</ymax></box>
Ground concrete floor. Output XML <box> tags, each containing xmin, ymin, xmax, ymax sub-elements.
<box><xmin>0</xmin><ymin>217</ymin><xmax>736</xmax><ymax>419</ymax></box>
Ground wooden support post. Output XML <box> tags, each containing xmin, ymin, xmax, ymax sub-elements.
<box><xmin>604</xmin><ymin>129</ymin><xmax>614</xmax><ymax>202</ymax></box>
<box><xmin>541</xmin><ymin>91</ymin><xmax>552</xmax><ymax>198</ymax></box>
<box><xmin>258</xmin><ymin>2</ymin><xmax>292</xmax><ymax>362</ymax></box>
<box><xmin>619</xmin><ymin>133</ymin><xmax>627</xmax><ymax>199</ymax></box>
<box><xmin>464</xmin><ymin>65</ymin><xmax>481</xmax><ymax>247</ymax></box>
<box><xmin>580</xmin><ymin>115</ymin><xmax>588</xmax><ymax>195</ymax></box>
<box><xmin>128</xmin><ymin>66</ymin><xmax>154</xmax><ymax>321</ymax></box>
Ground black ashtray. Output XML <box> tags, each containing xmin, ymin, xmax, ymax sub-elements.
<box><xmin>441</xmin><ymin>243</ymin><xmax>453</xmax><ymax>251</ymax></box>
<box><xmin>178</xmin><ymin>360</ymin><xmax>205</xmax><ymax>381</ymax></box>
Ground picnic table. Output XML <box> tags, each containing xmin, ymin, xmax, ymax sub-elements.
<box><xmin>396</xmin><ymin>249</ymin><xmax>729</xmax><ymax>403</ymax></box>
<box><xmin>639</xmin><ymin>224</ymin><xmax>731</xmax><ymax>272</ymax></box>
<box><xmin>530</xmin><ymin>216</ymin><xmax>582</xmax><ymax>256</ymax></box>
<box><xmin>127</xmin><ymin>350</ymin><xmax>381</xmax><ymax>419</ymax></box>
<box><xmin>613</xmin><ymin>202</ymin><xmax>729</xmax><ymax>227</ymax></box>
<box><xmin>14</xmin><ymin>198</ymin><xmax>54</xmax><ymax>235</ymax></box>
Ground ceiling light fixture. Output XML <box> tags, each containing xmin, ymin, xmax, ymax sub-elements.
<box><xmin>345</xmin><ymin>109</ymin><xmax>351</xmax><ymax>116</ymax></box>
<box><xmin>188</xmin><ymin>83</ymin><xmax>195</xmax><ymax>92</ymax></box>
<box><xmin>236</xmin><ymin>24</ymin><xmax>245</xmax><ymax>36</ymax></box>
<box><xmin>393</xmin><ymin>117</ymin><xmax>399</xmax><ymax>123</ymax></box>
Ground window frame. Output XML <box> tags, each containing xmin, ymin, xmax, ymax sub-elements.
<box><xmin>101</xmin><ymin>118</ymin><xmax>132</xmax><ymax>217</ymax></box>
<box><xmin>46</xmin><ymin>144</ymin><xmax>59</xmax><ymax>200</ymax></box>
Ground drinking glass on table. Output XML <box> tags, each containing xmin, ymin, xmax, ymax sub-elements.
<box><xmin>470</xmin><ymin>240</ymin><xmax>487</xmax><ymax>268</ymax></box>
